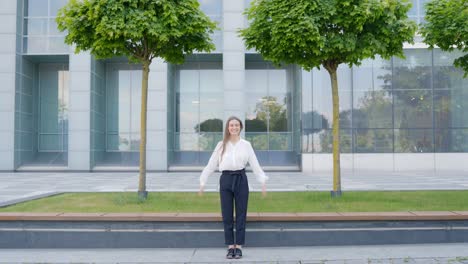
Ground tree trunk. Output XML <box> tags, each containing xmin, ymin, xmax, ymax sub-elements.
<box><xmin>324</xmin><ymin>62</ymin><xmax>342</xmax><ymax>197</ymax></box>
<box><xmin>138</xmin><ymin>60</ymin><xmax>150</xmax><ymax>200</ymax></box>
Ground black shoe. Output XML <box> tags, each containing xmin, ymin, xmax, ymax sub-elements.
<box><xmin>226</xmin><ymin>248</ymin><xmax>235</xmax><ymax>259</ymax></box>
<box><xmin>234</xmin><ymin>248</ymin><xmax>242</xmax><ymax>259</ymax></box>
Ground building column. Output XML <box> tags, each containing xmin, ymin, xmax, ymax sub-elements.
<box><xmin>146</xmin><ymin>59</ymin><xmax>168</xmax><ymax>171</ymax></box>
<box><xmin>223</xmin><ymin>0</ymin><xmax>246</xmax><ymax>125</ymax></box>
<box><xmin>0</xmin><ymin>1</ymin><xmax>17</xmax><ymax>170</ymax></box>
<box><xmin>68</xmin><ymin>53</ymin><xmax>91</xmax><ymax>170</ymax></box>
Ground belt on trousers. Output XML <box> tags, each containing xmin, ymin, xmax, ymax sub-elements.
<box><xmin>222</xmin><ymin>168</ymin><xmax>245</xmax><ymax>194</ymax></box>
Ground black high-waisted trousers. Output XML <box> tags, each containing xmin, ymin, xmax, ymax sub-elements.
<box><xmin>219</xmin><ymin>168</ymin><xmax>249</xmax><ymax>245</ymax></box>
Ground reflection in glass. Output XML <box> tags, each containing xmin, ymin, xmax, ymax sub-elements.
<box><xmin>353</xmin><ymin>90</ymin><xmax>392</xmax><ymax>128</ymax></box>
<box><xmin>393</xmin><ymin>49</ymin><xmax>432</xmax><ymax>90</ymax></box>
<box><xmin>313</xmin><ymin>129</ymin><xmax>352</xmax><ymax>153</ymax></box>
<box><xmin>435</xmin><ymin>129</ymin><xmax>468</xmax><ymax>152</ymax></box>
<box><xmin>312</xmin><ymin>66</ymin><xmax>352</xmax><ymax>128</ymax></box>
<box><xmin>395</xmin><ymin>129</ymin><xmax>433</xmax><ymax>152</ymax></box>
<box><xmin>354</xmin><ymin>129</ymin><xmax>393</xmax><ymax>153</ymax></box>
<box><xmin>106</xmin><ymin>65</ymin><xmax>142</xmax><ymax>153</ymax></box>
<box><xmin>245</xmin><ymin>133</ymin><xmax>268</xmax><ymax>150</ymax></box>
<box><xmin>173</xmin><ymin>58</ymin><xmax>223</xmax><ymax>165</ymax></box>
<box><xmin>434</xmin><ymin>89</ymin><xmax>468</xmax><ymax>128</ymax></box>
<box><xmin>394</xmin><ymin>90</ymin><xmax>433</xmax><ymax>128</ymax></box>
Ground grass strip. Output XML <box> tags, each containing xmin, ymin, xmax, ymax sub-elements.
<box><xmin>1</xmin><ymin>191</ymin><xmax>468</xmax><ymax>213</ymax></box>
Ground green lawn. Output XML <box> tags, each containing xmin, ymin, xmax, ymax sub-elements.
<box><xmin>1</xmin><ymin>191</ymin><xmax>468</xmax><ymax>213</ymax></box>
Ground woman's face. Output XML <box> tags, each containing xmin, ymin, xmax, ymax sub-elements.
<box><xmin>228</xmin><ymin>119</ymin><xmax>241</xmax><ymax>136</ymax></box>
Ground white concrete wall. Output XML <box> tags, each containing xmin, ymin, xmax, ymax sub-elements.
<box><xmin>68</xmin><ymin>53</ymin><xmax>91</xmax><ymax>170</ymax></box>
<box><xmin>223</xmin><ymin>0</ymin><xmax>245</xmax><ymax>124</ymax></box>
<box><xmin>302</xmin><ymin>153</ymin><xmax>468</xmax><ymax>172</ymax></box>
<box><xmin>0</xmin><ymin>0</ymin><xmax>17</xmax><ymax>170</ymax></box>
<box><xmin>147</xmin><ymin>59</ymin><xmax>168</xmax><ymax>170</ymax></box>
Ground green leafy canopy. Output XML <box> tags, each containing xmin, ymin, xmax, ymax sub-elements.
<box><xmin>420</xmin><ymin>0</ymin><xmax>468</xmax><ymax>74</ymax></box>
<box><xmin>56</xmin><ymin>0</ymin><xmax>218</xmax><ymax>63</ymax></box>
<box><xmin>239</xmin><ymin>0</ymin><xmax>417</xmax><ymax>71</ymax></box>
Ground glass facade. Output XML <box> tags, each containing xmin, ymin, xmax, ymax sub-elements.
<box><xmin>91</xmin><ymin>61</ymin><xmax>143</xmax><ymax>166</ymax></box>
<box><xmin>8</xmin><ymin>0</ymin><xmax>468</xmax><ymax>172</ymax></box>
<box><xmin>199</xmin><ymin>0</ymin><xmax>222</xmax><ymax>52</ymax></box>
<box><xmin>15</xmin><ymin>58</ymin><xmax>69</xmax><ymax>167</ymax></box>
<box><xmin>23</xmin><ymin>0</ymin><xmax>69</xmax><ymax>54</ymax></box>
<box><xmin>245</xmin><ymin>55</ymin><xmax>301</xmax><ymax>166</ymax></box>
<box><xmin>171</xmin><ymin>55</ymin><xmax>224</xmax><ymax>165</ymax></box>
<box><xmin>302</xmin><ymin>49</ymin><xmax>468</xmax><ymax>154</ymax></box>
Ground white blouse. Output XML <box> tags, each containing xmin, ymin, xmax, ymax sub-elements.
<box><xmin>199</xmin><ymin>139</ymin><xmax>268</xmax><ymax>187</ymax></box>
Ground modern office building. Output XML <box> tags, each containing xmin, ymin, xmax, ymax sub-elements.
<box><xmin>0</xmin><ymin>0</ymin><xmax>467</xmax><ymax>172</ymax></box>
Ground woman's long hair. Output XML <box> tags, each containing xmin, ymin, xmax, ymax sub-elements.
<box><xmin>220</xmin><ymin>116</ymin><xmax>243</xmax><ymax>162</ymax></box>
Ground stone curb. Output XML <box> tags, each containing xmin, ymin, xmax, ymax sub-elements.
<box><xmin>0</xmin><ymin>211</ymin><xmax>467</xmax><ymax>221</ymax></box>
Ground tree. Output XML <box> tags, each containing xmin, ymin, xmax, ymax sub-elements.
<box><xmin>240</xmin><ymin>0</ymin><xmax>416</xmax><ymax>196</ymax></box>
<box><xmin>57</xmin><ymin>0</ymin><xmax>217</xmax><ymax>200</ymax></box>
<box><xmin>420</xmin><ymin>0</ymin><xmax>468</xmax><ymax>75</ymax></box>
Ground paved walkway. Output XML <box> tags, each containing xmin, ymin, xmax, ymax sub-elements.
<box><xmin>0</xmin><ymin>243</ymin><xmax>468</xmax><ymax>263</ymax></box>
<box><xmin>1</xmin><ymin>170</ymin><xmax>468</xmax><ymax>206</ymax></box>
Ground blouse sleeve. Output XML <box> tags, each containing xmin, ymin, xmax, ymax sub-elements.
<box><xmin>199</xmin><ymin>141</ymin><xmax>223</xmax><ymax>187</ymax></box>
<box><xmin>247</xmin><ymin>141</ymin><xmax>269</xmax><ymax>184</ymax></box>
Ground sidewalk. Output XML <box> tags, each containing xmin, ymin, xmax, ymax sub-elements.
<box><xmin>1</xmin><ymin>169</ymin><xmax>468</xmax><ymax>207</ymax></box>
<box><xmin>1</xmin><ymin>243</ymin><xmax>468</xmax><ymax>263</ymax></box>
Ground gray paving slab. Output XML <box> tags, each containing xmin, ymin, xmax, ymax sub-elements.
<box><xmin>1</xmin><ymin>170</ymin><xmax>468</xmax><ymax>207</ymax></box>
<box><xmin>0</xmin><ymin>243</ymin><xmax>468</xmax><ymax>263</ymax></box>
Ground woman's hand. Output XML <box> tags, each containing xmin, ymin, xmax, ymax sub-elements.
<box><xmin>198</xmin><ymin>185</ymin><xmax>204</xmax><ymax>196</ymax></box>
<box><xmin>261</xmin><ymin>183</ymin><xmax>267</xmax><ymax>197</ymax></box>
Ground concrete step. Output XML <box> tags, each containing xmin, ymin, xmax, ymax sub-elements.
<box><xmin>1</xmin><ymin>220</ymin><xmax>468</xmax><ymax>248</ymax></box>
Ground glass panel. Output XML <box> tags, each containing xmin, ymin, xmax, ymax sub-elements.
<box><xmin>199</xmin><ymin>0</ymin><xmax>222</xmax><ymax>16</ymax></box>
<box><xmin>106</xmin><ymin>133</ymin><xmax>119</xmax><ymax>151</ymax></box>
<box><xmin>39</xmin><ymin>134</ymin><xmax>62</xmax><ymax>151</ymax></box>
<box><xmin>353</xmin><ymin>90</ymin><xmax>393</xmax><ymax>128</ymax></box>
<box><xmin>268</xmin><ymin>93</ymin><xmax>289</xmax><ymax>132</ymax></box>
<box><xmin>313</xmin><ymin>129</ymin><xmax>352</xmax><ymax>153</ymax></box>
<box><xmin>393</xmin><ymin>90</ymin><xmax>433</xmax><ymax>128</ymax></box>
<box><xmin>246</xmin><ymin>70</ymin><xmax>268</xmax><ymax>93</ymax></box>
<box><xmin>312</xmin><ymin>66</ymin><xmax>352</xmax><ymax>128</ymax></box>
<box><xmin>48</xmin><ymin>18</ymin><xmax>62</xmax><ymax>35</ymax></box>
<box><xmin>269</xmin><ymin>132</ymin><xmax>292</xmax><ymax>151</ymax></box>
<box><xmin>198</xmin><ymin>113</ymin><xmax>223</xmax><ymax>132</ymax></box>
<box><xmin>130</xmin><ymin>70</ymin><xmax>142</xmax><ymax>133</ymax></box>
<box><xmin>245</xmin><ymin>93</ymin><xmax>268</xmax><ymax>132</ymax></box>
<box><xmin>178</xmin><ymin>92</ymin><xmax>199</xmax><ymax>133</ymax></box>
<box><xmin>118</xmin><ymin>133</ymin><xmax>131</xmax><ymax>151</ymax></box>
<box><xmin>269</xmin><ymin>69</ymin><xmax>287</xmax><ymax>93</ymax></box>
<box><xmin>178</xmin><ymin>70</ymin><xmax>198</xmax><ymax>92</ymax></box>
<box><xmin>199</xmin><ymin>132</ymin><xmax>223</xmax><ymax>151</ymax></box>
<box><xmin>393</xmin><ymin>49</ymin><xmax>432</xmax><ymax>90</ymax></box>
<box><xmin>26</xmin><ymin>18</ymin><xmax>47</xmax><ymax>35</ymax></box>
<box><xmin>50</xmin><ymin>0</ymin><xmax>68</xmax><ymax>16</ymax></box>
<box><xmin>200</xmin><ymin>70</ymin><xmax>222</xmax><ymax>92</ymax></box>
<box><xmin>435</xmin><ymin>129</ymin><xmax>468</xmax><ymax>152</ymax></box>
<box><xmin>24</xmin><ymin>36</ymin><xmax>47</xmax><ymax>53</ymax></box>
<box><xmin>199</xmin><ymin>92</ymin><xmax>223</xmax><ymax>113</ymax></box>
<box><xmin>395</xmin><ymin>129</ymin><xmax>433</xmax><ymax>152</ymax></box>
<box><xmin>176</xmin><ymin>133</ymin><xmax>199</xmax><ymax>151</ymax></box>
<box><xmin>48</xmin><ymin>36</ymin><xmax>68</xmax><ymax>53</ymax></box>
<box><xmin>27</xmin><ymin>0</ymin><xmax>48</xmax><ymax>17</ymax></box>
<box><xmin>354</xmin><ymin>129</ymin><xmax>393</xmax><ymax>153</ymax></box>
<box><xmin>245</xmin><ymin>132</ymin><xmax>268</xmax><ymax>150</ymax></box>
<box><xmin>434</xmin><ymin>89</ymin><xmax>468</xmax><ymax>128</ymax></box>
<box><xmin>433</xmin><ymin>49</ymin><xmax>465</xmax><ymax>90</ymax></box>
<box><xmin>118</xmin><ymin>70</ymin><xmax>131</xmax><ymax>133</ymax></box>
<box><xmin>130</xmin><ymin>133</ymin><xmax>140</xmax><ymax>151</ymax></box>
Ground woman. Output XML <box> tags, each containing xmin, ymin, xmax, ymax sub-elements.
<box><xmin>199</xmin><ymin>116</ymin><xmax>268</xmax><ymax>259</ymax></box>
